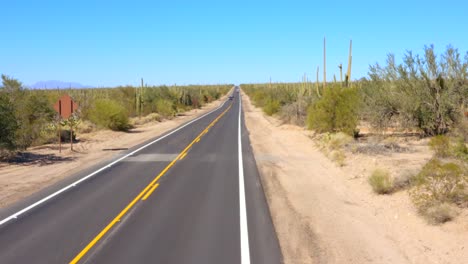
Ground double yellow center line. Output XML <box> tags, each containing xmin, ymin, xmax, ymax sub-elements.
<box><xmin>70</xmin><ymin>103</ymin><xmax>233</xmax><ymax>264</ymax></box>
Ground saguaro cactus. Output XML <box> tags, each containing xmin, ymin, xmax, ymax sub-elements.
<box><xmin>346</xmin><ymin>40</ymin><xmax>353</xmax><ymax>87</ymax></box>
<box><xmin>323</xmin><ymin>37</ymin><xmax>326</xmax><ymax>88</ymax></box>
<box><xmin>338</xmin><ymin>63</ymin><xmax>343</xmax><ymax>85</ymax></box>
<box><xmin>316</xmin><ymin>66</ymin><xmax>321</xmax><ymax>98</ymax></box>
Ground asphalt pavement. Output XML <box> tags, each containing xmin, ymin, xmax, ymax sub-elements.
<box><xmin>0</xmin><ymin>89</ymin><xmax>282</xmax><ymax>264</ymax></box>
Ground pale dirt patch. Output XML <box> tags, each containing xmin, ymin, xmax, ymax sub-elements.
<box><xmin>242</xmin><ymin>91</ymin><xmax>468</xmax><ymax>264</ymax></box>
<box><xmin>0</xmin><ymin>95</ymin><xmax>229</xmax><ymax>208</ymax></box>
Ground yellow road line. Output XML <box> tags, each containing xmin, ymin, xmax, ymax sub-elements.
<box><xmin>69</xmin><ymin>103</ymin><xmax>232</xmax><ymax>264</ymax></box>
<box><xmin>179</xmin><ymin>152</ymin><xmax>188</xmax><ymax>160</ymax></box>
<box><xmin>141</xmin><ymin>183</ymin><xmax>159</xmax><ymax>201</ymax></box>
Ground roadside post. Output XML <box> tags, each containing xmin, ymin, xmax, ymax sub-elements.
<box><xmin>53</xmin><ymin>94</ymin><xmax>79</xmax><ymax>153</ymax></box>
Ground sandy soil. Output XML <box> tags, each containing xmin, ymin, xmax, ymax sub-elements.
<box><xmin>242</xmin><ymin>91</ymin><xmax>468</xmax><ymax>264</ymax></box>
<box><xmin>0</xmin><ymin>95</ymin><xmax>228</xmax><ymax>208</ymax></box>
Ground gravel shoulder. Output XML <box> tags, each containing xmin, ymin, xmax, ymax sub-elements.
<box><xmin>242</xmin><ymin>91</ymin><xmax>468</xmax><ymax>264</ymax></box>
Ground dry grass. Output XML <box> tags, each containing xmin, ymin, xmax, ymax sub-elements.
<box><xmin>420</xmin><ymin>202</ymin><xmax>459</xmax><ymax>225</ymax></box>
<box><xmin>330</xmin><ymin>150</ymin><xmax>346</xmax><ymax>167</ymax></box>
<box><xmin>392</xmin><ymin>170</ymin><xmax>416</xmax><ymax>191</ymax></box>
<box><xmin>368</xmin><ymin>168</ymin><xmax>393</xmax><ymax>194</ymax></box>
<box><xmin>131</xmin><ymin>113</ymin><xmax>162</xmax><ymax>126</ymax></box>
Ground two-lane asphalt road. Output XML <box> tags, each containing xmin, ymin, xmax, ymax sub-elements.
<box><xmin>0</xmin><ymin>89</ymin><xmax>282</xmax><ymax>264</ymax></box>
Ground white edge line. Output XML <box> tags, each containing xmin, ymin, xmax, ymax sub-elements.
<box><xmin>238</xmin><ymin>91</ymin><xmax>251</xmax><ymax>264</ymax></box>
<box><xmin>0</xmin><ymin>98</ymin><xmax>229</xmax><ymax>226</ymax></box>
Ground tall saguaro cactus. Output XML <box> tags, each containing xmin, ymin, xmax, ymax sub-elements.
<box><xmin>338</xmin><ymin>63</ymin><xmax>343</xmax><ymax>85</ymax></box>
<box><xmin>323</xmin><ymin>37</ymin><xmax>326</xmax><ymax>88</ymax></box>
<box><xmin>316</xmin><ymin>66</ymin><xmax>321</xmax><ymax>98</ymax></box>
<box><xmin>136</xmin><ymin>78</ymin><xmax>144</xmax><ymax>118</ymax></box>
<box><xmin>346</xmin><ymin>40</ymin><xmax>353</xmax><ymax>87</ymax></box>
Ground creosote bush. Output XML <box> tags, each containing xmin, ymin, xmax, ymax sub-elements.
<box><xmin>307</xmin><ymin>86</ymin><xmax>360</xmax><ymax>136</ymax></box>
<box><xmin>410</xmin><ymin>159</ymin><xmax>467</xmax><ymax>212</ymax></box>
<box><xmin>263</xmin><ymin>99</ymin><xmax>281</xmax><ymax>116</ymax></box>
<box><xmin>89</xmin><ymin>99</ymin><xmax>130</xmax><ymax>131</ymax></box>
<box><xmin>368</xmin><ymin>168</ymin><xmax>393</xmax><ymax>194</ymax></box>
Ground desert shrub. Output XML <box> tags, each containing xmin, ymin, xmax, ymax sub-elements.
<box><xmin>328</xmin><ymin>132</ymin><xmax>354</xmax><ymax>150</ymax></box>
<box><xmin>452</xmin><ymin>137</ymin><xmax>468</xmax><ymax>161</ymax></box>
<box><xmin>16</xmin><ymin>93</ymin><xmax>55</xmax><ymax>148</ymax></box>
<box><xmin>451</xmin><ymin>118</ymin><xmax>468</xmax><ymax>141</ymax></box>
<box><xmin>428</xmin><ymin>135</ymin><xmax>451</xmax><ymax>157</ymax></box>
<box><xmin>393</xmin><ymin>170</ymin><xmax>416</xmax><ymax>191</ymax></box>
<box><xmin>154</xmin><ymin>99</ymin><xmax>175</xmax><ymax>118</ymax></box>
<box><xmin>364</xmin><ymin>45</ymin><xmax>466</xmax><ymax>136</ymax></box>
<box><xmin>280</xmin><ymin>96</ymin><xmax>314</xmax><ymax>126</ymax></box>
<box><xmin>331</xmin><ymin>150</ymin><xmax>346</xmax><ymax>167</ymax></box>
<box><xmin>132</xmin><ymin>113</ymin><xmax>162</xmax><ymax>126</ymax></box>
<box><xmin>0</xmin><ymin>92</ymin><xmax>18</xmax><ymax>151</ymax></box>
<box><xmin>307</xmin><ymin>86</ymin><xmax>360</xmax><ymax>136</ymax></box>
<box><xmin>263</xmin><ymin>99</ymin><xmax>280</xmax><ymax>116</ymax></box>
<box><xmin>77</xmin><ymin>120</ymin><xmax>96</xmax><ymax>133</ymax></box>
<box><xmin>368</xmin><ymin>168</ymin><xmax>393</xmax><ymax>194</ymax></box>
<box><xmin>410</xmin><ymin>159</ymin><xmax>467</xmax><ymax>210</ymax></box>
<box><xmin>421</xmin><ymin>202</ymin><xmax>458</xmax><ymax>224</ymax></box>
<box><xmin>1</xmin><ymin>75</ymin><xmax>56</xmax><ymax>149</ymax></box>
<box><xmin>89</xmin><ymin>99</ymin><xmax>130</xmax><ymax>131</ymax></box>
<box><xmin>251</xmin><ymin>90</ymin><xmax>267</xmax><ymax>107</ymax></box>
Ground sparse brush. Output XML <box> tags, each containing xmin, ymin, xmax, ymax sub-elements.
<box><xmin>410</xmin><ymin>159</ymin><xmax>467</xmax><ymax>210</ymax></box>
<box><xmin>328</xmin><ymin>132</ymin><xmax>353</xmax><ymax>150</ymax></box>
<box><xmin>76</xmin><ymin>120</ymin><xmax>96</xmax><ymax>134</ymax></box>
<box><xmin>452</xmin><ymin>137</ymin><xmax>468</xmax><ymax>161</ymax></box>
<box><xmin>131</xmin><ymin>113</ymin><xmax>162</xmax><ymax>126</ymax></box>
<box><xmin>368</xmin><ymin>168</ymin><xmax>393</xmax><ymax>194</ymax></box>
<box><xmin>429</xmin><ymin>135</ymin><xmax>451</xmax><ymax>158</ymax></box>
<box><xmin>331</xmin><ymin>150</ymin><xmax>346</xmax><ymax>167</ymax></box>
<box><xmin>419</xmin><ymin>202</ymin><xmax>458</xmax><ymax>225</ymax></box>
<box><xmin>392</xmin><ymin>170</ymin><xmax>416</xmax><ymax>191</ymax></box>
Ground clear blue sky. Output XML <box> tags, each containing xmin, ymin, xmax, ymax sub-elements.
<box><xmin>1</xmin><ymin>0</ymin><xmax>467</xmax><ymax>87</ymax></box>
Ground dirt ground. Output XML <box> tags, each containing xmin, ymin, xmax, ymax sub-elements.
<box><xmin>0</xmin><ymin>95</ymin><xmax>228</xmax><ymax>208</ymax></box>
<box><xmin>241</xmin><ymin>91</ymin><xmax>468</xmax><ymax>264</ymax></box>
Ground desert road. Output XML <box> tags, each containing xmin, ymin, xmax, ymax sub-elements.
<box><xmin>0</xmin><ymin>89</ymin><xmax>282</xmax><ymax>264</ymax></box>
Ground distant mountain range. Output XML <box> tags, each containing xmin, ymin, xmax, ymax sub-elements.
<box><xmin>30</xmin><ymin>80</ymin><xmax>92</xmax><ymax>89</ymax></box>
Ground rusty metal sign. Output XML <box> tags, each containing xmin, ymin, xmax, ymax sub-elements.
<box><xmin>54</xmin><ymin>94</ymin><xmax>78</xmax><ymax>119</ymax></box>
<box><xmin>53</xmin><ymin>94</ymin><xmax>79</xmax><ymax>153</ymax></box>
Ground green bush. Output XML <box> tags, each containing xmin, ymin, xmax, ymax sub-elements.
<box><xmin>263</xmin><ymin>99</ymin><xmax>280</xmax><ymax>116</ymax></box>
<box><xmin>428</xmin><ymin>135</ymin><xmax>451</xmax><ymax>157</ymax></box>
<box><xmin>307</xmin><ymin>86</ymin><xmax>360</xmax><ymax>136</ymax></box>
<box><xmin>154</xmin><ymin>99</ymin><xmax>175</xmax><ymax>118</ymax></box>
<box><xmin>89</xmin><ymin>99</ymin><xmax>130</xmax><ymax>131</ymax></box>
<box><xmin>365</xmin><ymin>46</ymin><xmax>466</xmax><ymax>136</ymax></box>
<box><xmin>368</xmin><ymin>169</ymin><xmax>393</xmax><ymax>194</ymax></box>
<box><xmin>0</xmin><ymin>92</ymin><xmax>18</xmax><ymax>151</ymax></box>
<box><xmin>452</xmin><ymin>137</ymin><xmax>468</xmax><ymax>161</ymax></box>
<box><xmin>410</xmin><ymin>159</ymin><xmax>467</xmax><ymax>210</ymax></box>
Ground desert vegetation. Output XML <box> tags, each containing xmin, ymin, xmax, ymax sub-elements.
<box><xmin>0</xmin><ymin>74</ymin><xmax>230</xmax><ymax>157</ymax></box>
<box><xmin>243</xmin><ymin>43</ymin><xmax>467</xmax><ymax>224</ymax></box>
